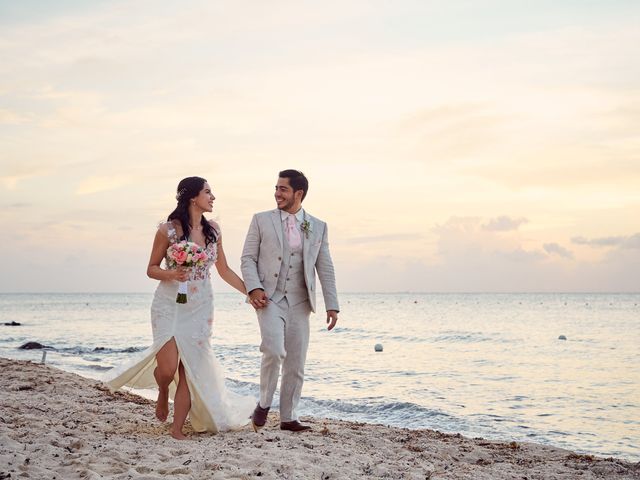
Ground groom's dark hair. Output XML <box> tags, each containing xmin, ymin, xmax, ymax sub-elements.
<box><xmin>279</xmin><ymin>169</ymin><xmax>308</xmax><ymax>201</ymax></box>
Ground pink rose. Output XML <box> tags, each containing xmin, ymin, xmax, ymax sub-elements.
<box><xmin>174</xmin><ymin>250</ymin><xmax>188</xmax><ymax>264</ymax></box>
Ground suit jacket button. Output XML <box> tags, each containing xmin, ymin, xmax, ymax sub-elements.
<box><xmin>274</xmin><ymin>273</ymin><xmax>278</xmax><ymax>277</ymax></box>
<box><xmin>284</xmin><ymin>290</ymin><xmax>288</xmax><ymax>294</ymax></box>
<box><xmin>278</xmin><ymin>256</ymin><xmax>282</xmax><ymax>261</ymax></box>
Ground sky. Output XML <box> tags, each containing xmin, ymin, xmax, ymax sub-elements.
<box><xmin>1</xmin><ymin>0</ymin><xmax>639</xmax><ymax>293</ymax></box>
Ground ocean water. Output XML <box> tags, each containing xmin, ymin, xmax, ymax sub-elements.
<box><xmin>1</xmin><ymin>292</ymin><xmax>638</xmax><ymax>462</ymax></box>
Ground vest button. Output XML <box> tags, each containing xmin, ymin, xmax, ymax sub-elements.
<box><xmin>274</xmin><ymin>273</ymin><xmax>278</xmax><ymax>277</ymax></box>
<box><xmin>278</xmin><ymin>256</ymin><xmax>282</xmax><ymax>261</ymax></box>
<box><xmin>284</xmin><ymin>290</ymin><xmax>288</xmax><ymax>294</ymax></box>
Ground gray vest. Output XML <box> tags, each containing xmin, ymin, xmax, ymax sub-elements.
<box><xmin>271</xmin><ymin>228</ymin><xmax>308</xmax><ymax>306</ymax></box>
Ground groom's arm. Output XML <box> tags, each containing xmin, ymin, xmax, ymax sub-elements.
<box><xmin>241</xmin><ymin>214</ymin><xmax>264</xmax><ymax>294</ymax></box>
<box><xmin>315</xmin><ymin>222</ymin><xmax>339</xmax><ymax>313</ymax></box>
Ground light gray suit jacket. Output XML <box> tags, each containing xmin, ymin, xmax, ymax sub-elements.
<box><xmin>241</xmin><ymin>209</ymin><xmax>339</xmax><ymax>313</ymax></box>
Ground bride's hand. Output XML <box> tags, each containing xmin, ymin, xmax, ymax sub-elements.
<box><xmin>171</xmin><ymin>267</ymin><xmax>189</xmax><ymax>282</ymax></box>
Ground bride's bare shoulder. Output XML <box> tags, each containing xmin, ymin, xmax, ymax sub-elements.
<box><xmin>208</xmin><ymin>219</ymin><xmax>221</xmax><ymax>237</ymax></box>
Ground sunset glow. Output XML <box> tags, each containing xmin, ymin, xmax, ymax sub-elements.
<box><xmin>1</xmin><ymin>1</ymin><xmax>638</xmax><ymax>292</ymax></box>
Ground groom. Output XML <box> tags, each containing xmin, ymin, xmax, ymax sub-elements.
<box><xmin>241</xmin><ymin>169</ymin><xmax>339</xmax><ymax>432</ymax></box>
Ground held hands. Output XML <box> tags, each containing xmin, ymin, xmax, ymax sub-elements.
<box><xmin>326</xmin><ymin>310</ymin><xmax>338</xmax><ymax>331</ymax></box>
<box><xmin>171</xmin><ymin>266</ymin><xmax>189</xmax><ymax>282</ymax></box>
<box><xmin>249</xmin><ymin>289</ymin><xmax>269</xmax><ymax>310</ymax></box>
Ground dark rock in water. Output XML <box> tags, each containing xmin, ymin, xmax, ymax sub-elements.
<box><xmin>19</xmin><ymin>341</ymin><xmax>49</xmax><ymax>350</ymax></box>
<box><xmin>3</xmin><ymin>321</ymin><xmax>21</xmax><ymax>326</ymax></box>
<box><xmin>558</xmin><ymin>335</ymin><xmax>567</xmax><ymax>341</ymax></box>
<box><xmin>93</xmin><ymin>347</ymin><xmax>106</xmax><ymax>352</ymax></box>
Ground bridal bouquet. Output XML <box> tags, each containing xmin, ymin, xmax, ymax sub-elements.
<box><xmin>166</xmin><ymin>241</ymin><xmax>208</xmax><ymax>303</ymax></box>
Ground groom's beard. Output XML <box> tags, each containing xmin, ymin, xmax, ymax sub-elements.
<box><xmin>276</xmin><ymin>197</ymin><xmax>295</xmax><ymax>211</ymax></box>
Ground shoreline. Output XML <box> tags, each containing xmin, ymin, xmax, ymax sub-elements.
<box><xmin>1</xmin><ymin>357</ymin><xmax>638</xmax><ymax>479</ymax></box>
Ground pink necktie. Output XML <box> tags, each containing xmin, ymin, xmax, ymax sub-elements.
<box><xmin>285</xmin><ymin>214</ymin><xmax>302</xmax><ymax>249</ymax></box>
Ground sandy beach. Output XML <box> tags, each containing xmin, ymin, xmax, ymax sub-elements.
<box><xmin>1</xmin><ymin>357</ymin><xmax>638</xmax><ymax>480</ymax></box>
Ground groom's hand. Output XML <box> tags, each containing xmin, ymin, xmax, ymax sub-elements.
<box><xmin>326</xmin><ymin>310</ymin><xmax>338</xmax><ymax>331</ymax></box>
<box><xmin>249</xmin><ymin>288</ymin><xmax>268</xmax><ymax>309</ymax></box>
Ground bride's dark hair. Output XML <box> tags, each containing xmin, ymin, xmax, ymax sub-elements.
<box><xmin>168</xmin><ymin>176</ymin><xmax>217</xmax><ymax>246</ymax></box>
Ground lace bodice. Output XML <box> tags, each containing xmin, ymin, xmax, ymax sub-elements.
<box><xmin>162</xmin><ymin>221</ymin><xmax>218</xmax><ymax>281</ymax></box>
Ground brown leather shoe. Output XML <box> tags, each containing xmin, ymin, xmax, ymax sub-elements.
<box><xmin>251</xmin><ymin>404</ymin><xmax>270</xmax><ymax>432</ymax></box>
<box><xmin>280</xmin><ymin>421</ymin><xmax>311</xmax><ymax>432</ymax></box>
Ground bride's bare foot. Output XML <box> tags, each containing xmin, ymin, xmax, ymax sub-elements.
<box><xmin>155</xmin><ymin>386</ymin><xmax>169</xmax><ymax>422</ymax></box>
<box><xmin>170</xmin><ymin>427</ymin><xmax>188</xmax><ymax>440</ymax></box>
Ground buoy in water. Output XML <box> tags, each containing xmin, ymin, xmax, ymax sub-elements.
<box><xmin>374</xmin><ymin>343</ymin><xmax>383</xmax><ymax>352</ymax></box>
<box><xmin>558</xmin><ymin>335</ymin><xmax>567</xmax><ymax>341</ymax></box>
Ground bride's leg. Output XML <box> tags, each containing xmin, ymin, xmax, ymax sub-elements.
<box><xmin>170</xmin><ymin>361</ymin><xmax>191</xmax><ymax>440</ymax></box>
<box><xmin>154</xmin><ymin>338</ymin><xmax>178</xmax><ymax>422</ymax></box>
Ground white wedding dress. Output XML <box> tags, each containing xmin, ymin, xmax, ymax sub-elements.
<box><xmin>106</xmin><ymin>222</ymin><xmax>255</xmax><ymax>432</ymax></box>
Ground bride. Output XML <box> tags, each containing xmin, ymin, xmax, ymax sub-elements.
<box><xmin>106</xmin><ymin>176</ymin><xmax>255</xmax><ymax>439</ymax></box>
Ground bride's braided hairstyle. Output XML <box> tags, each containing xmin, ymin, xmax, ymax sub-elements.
<box><xmin>168</xmin><ymin>176</ymin><xmax>218</xmax><ymax>246</ymax></box>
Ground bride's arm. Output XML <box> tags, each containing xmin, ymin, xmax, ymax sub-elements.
<box><xmin>215</xmin><ymin>237</ymin><xmax>247</xmax><ymax>295</ymax></box>
<box><xmin>147</xmin><ymin>227</ymin><xmax>187</xmax><ymax>282</ymax></box>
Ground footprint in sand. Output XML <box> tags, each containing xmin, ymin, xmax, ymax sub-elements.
<box><xmin>170</xmin><ymin>449</ymin><xmax>189</xmax><ymax>456</ymax></box>
<box><xmin>68</xmin><ymin>439</ymin><xmax>85</xmax><ymax>451</ymax></box>
<box><xmin>169</xmin><ymin>467</ymin><xmax>191</xmax><ymax>475</ymax></box>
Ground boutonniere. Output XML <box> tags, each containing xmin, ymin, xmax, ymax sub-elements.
<box><xmin>301</xmin><ymin>219</ymin><xmax>312</xmax><ymax>239</ymax></box>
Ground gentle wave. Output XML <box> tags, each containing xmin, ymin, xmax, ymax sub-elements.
<box><xmin>223</xmin><ymin>380</ymin><xmax>459</xmax><ymax>432</ymax></box>
<box><xmin>76</xmin><ymin>364</ymin><xmax>113</xmax><ymax>372</ymax></box>
<box><xmin>432</xmin><ymin>332</ymin><xmax>495</xmax><ymax>343</ymax></box>
<box><xmin>68</xmin><ymin>346</ymin><xmax>147</xmax><ymax>354</ymax></box>
<box><xmin>306</xmin><ymin>397</ymin><xmax>452</xmax><ymax>419</ymax></box>
<box><xmin>14</xmin><ymin>344</ymin><xmax>148</xmax><ymax>355</ymax></box>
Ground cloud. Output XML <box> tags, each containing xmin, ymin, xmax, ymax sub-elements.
<box><xmin>2</xmin><ymin>202</ymin><xmax>32</xmax><ymax>208</ymax></box>
<box><xmin>623</xmin><ymin>233</ymin><xmax>640</xmax><ymax>249</ymax></box>
<box><xmin>1</xmin><ymin>2</ymin><xmax>639</xmax><ymax>293</ymax></box>
<box><xmin>496</xmin><ymin>248</ymin><xmax>546</xmax><ymax>262</ymax></box>
<box><xmin>336</xmin><ymin>221</ymin><xmax>639</xmax><ymax>292</ymax></box>
<box><xmin>543</xmin><ymin>242</ymin><xmax>574</xmax><ymax>259</ymax></box>
<box><xmin>572</xmin><ymin>235</ymin><xmax>626</xmax><ymax>247</ymax></box>
<box><xmin>434</xmin><ymin>216</ymin><xmax>545</xmax><ymax>264</ymax></box>
<box><xmin>481</xmin><ymin>216</ymin><xmax>528</xmax><ymax>232</ymax></box>
<box><xmin>339</xmin><ymin>247</ymin><xmax>640</xmax><ymax>292</ymax></box>
<box><xmin>0</xmin><ymin>108</ymin><xmax>31</xmax><ymax>125</ymax></box>
<box><xmin>397</xmin><ymin>103</ymin><xmax>507</xmax><ymax>161</ymax></box>
<box><xmin>346</xmin><ymin>233</ymin><xmax>420</xmax><ymax>245</ymax></box>
<box><xmin>0</xmin><ymin>173</ymin><xmax>38</xmax><ymax>190</ymax></box>
<box><xmin>75</xmin><ymin>175</ymin><xmax>132</xmax><ymax>195</ymax></box>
